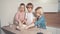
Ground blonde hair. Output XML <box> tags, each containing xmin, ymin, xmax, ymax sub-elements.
<box><xmin>35</xmin><ymin>7</ymin><xmax>43</xmax><ymax>15</ymax></box>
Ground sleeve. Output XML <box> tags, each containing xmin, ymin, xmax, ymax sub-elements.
<box><xmin>15</xmin><ymin>12</ymin><xmax>19</xmax><ymax>22</ymax></box>
<box><xmin>32</xmin><ymin>17</ymin><xmax>36</xmax><ymax>23</ymax></box>
<box><xmin>37</xmin><ymin>16</ymin><xmax>44</xmax><ymax>24</ymax></box>
<box><xmin>35</xmin><ymin>17</ymin><xmax>44</xmax><ymax>26</ymax></box>
<box><xmin>25</xmin><ymin>13</ymin><xmax>27</xmax><ymax>19</ymax></box>
<box><xmin>35</xmin><ymin>16</ymin><xmax>46</xmax><ymax>29</ymax></box>
<box><xmin>31</xmin><ymin>13</ymin><xmax>36</xmax><ymax>23</ymax></box>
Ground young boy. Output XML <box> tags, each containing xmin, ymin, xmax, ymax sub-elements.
<box><xmin>25</xmin><ymin>7</ymin><xmax>46</xmax><ymax>29</ymax></box>
<box><xmin>15</xmin><ymin>3</ymin><xmax>26</xmax><ymax>30</ymax></box>
<box><xmin>25</xmin><ymin>3</ymin><xmax>35</xmax><ymax>25</ymax></box>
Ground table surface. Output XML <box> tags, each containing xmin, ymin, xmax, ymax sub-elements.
<box><xmin>1</xmin><ymin>25</ymin><xmax>52</xmax><ymax>34</ymax></box>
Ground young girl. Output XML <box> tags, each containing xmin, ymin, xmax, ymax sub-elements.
<box><xmin>25</xmin><ymin>7</ymin><xmax>46</xmax><ymax>29</ymax></box>
<box><xmin>15</xmin><ymin>3</ymin><xmax>26</xmax><ymax>30</ymax></box>
<box><xmin>25</xmin><ymin>3</ymin><xmax>35</xmax><ymax>25</ymax></box>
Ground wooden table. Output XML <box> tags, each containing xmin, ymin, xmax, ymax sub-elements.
<box><xmin>1</xmin><ymin>25</ymin><xmax>52</xmax><ymax>34</ymax></box>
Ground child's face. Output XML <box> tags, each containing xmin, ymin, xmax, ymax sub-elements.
<box><xmin>19</xmin><ymin>5</ymin><xmax>25</xmax><ymax>12</ymax></box>
<box><xmin>36</xmin><ymin>9</ymin><xmax>42</xmax><ymax>17</ymax></box>
<box><xmin>27</xmin><ymin>5</ymin><xmax>33</xmax><ymax>12</ymax></box>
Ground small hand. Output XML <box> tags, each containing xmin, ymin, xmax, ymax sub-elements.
<box><xmin>25</xmin><ymin>26</ymin><xmax>29</xmax><ymax>29</ymax></box>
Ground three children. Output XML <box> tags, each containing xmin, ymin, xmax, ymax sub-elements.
<box><xmin>15</xmin><ymin>3</ymin><xmax>46</xmax><ymax>30</ymax></box>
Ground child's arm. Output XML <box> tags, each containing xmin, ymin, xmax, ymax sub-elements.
<box><xmin>23</xmin><ymin>18</ymin><xmax>27</xmax><ymax>24</ymax></box>
<box><xmin>25</xmin><ymin>17</ymin><xmax>37</xmax><ymax>29</ymax></box>
<box><xmin>32</xmin><ymin>17</ymin><xmax>37</xmax><ymax>23</ymax></box>
<box><xmin>25</xmin><ymin>23</ymin><xmax>35</xmax><ymax>29</ymax></box>
<box><xmin>15</xmin><ymin>12</ymin><xmax>20</xmax><ymax>22</ymax></box>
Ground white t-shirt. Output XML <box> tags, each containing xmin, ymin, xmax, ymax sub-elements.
<box><xmin>26</xmin><ymin>12</ymin><xmax>34</xmax><ymax>25</ymax></box>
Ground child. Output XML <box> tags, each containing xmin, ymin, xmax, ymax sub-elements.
<box><xmin>25</xmin><ymin>3</ymin><xmax>35</xmax><ymax>25</ymax></box>
<box><xmin>25</xmin><ymin>7</ymin><xmax>46</xmax><ymax>29</ymax></box>
<box><xmin>15</xmin><ymin>3</ymin><xmax>26</xmax><ymax>30</ymax></box>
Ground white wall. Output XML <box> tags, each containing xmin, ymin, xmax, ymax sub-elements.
<box><xmin>0</xmin><ymin>0</ymin><xmax>58</xmax><ymax>27</ymax></box>
<box><xmin>58</xmin><ymin>0</ymin><xmax>60</xmax><ymax>12</ymax></box>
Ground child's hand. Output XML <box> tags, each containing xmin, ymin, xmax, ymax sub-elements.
<box><xmin>25</xmin><ymin>26</ymin><xmax>29</xmax><ymax>29</ymax></box>
<box><xmin>32</xmin><ymin>17</ymin><xmax>37</xmax><ymax>23</ymax></box>
<box><xmin>16</xmin><ymin>26</ymin><xmax>21</xmax><ymax>31</ymax></box>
